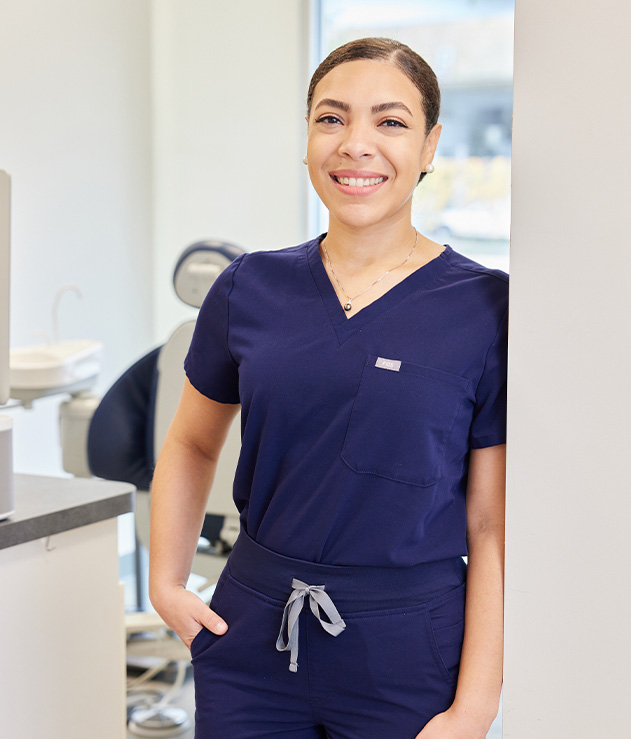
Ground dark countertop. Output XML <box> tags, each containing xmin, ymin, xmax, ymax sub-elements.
<box><xmin>0</xmin><ymin>473</ymin><xmax>134</xmax><ymax>550</ymax></box>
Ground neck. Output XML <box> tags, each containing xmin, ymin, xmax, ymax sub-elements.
<box><xmin>323</xmin><ymin>218</ymin><xmax>417</xmax><ymax>270</ymax></box>
<box><xmin>325</xmin><ymin>221</ymin><xmax>416</xmax><ymax>271</ymax></box>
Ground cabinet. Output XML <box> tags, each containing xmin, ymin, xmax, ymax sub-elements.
<box><xmin>0</xmin><ymin>474</ymin><xmax>133</xmax><ymax>738</ymax></box>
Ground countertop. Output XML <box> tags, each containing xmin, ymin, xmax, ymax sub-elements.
<box><xmin>0</xmin><ymin>473</ymin><xmax>134</xmax><ymax>550</ymax></box>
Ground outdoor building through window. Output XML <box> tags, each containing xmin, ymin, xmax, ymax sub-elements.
<box><xmin>314</xmin><ymin>0</ymin><xmax>514</xmax><ymax>273</ymax></box>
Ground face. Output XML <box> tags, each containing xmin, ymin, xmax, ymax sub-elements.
<box><xmin>306</xmin><ymin>59</ymin><xmax>441</xmax><ymax>231</ymax></box>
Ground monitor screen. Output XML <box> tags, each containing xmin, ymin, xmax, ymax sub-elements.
<box><xmin>0</xmin><ymin>170</ymin><xmax>10</xmax><ymax>405</ymax></box>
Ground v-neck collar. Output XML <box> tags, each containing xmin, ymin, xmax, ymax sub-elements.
<box><xmin>306</xmin><ymin>233</ymin><xmax>451</xmax><ymax>344</ymax></box>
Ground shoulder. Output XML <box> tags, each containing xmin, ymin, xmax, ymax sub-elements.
<box><xmin>428</xmin><ymin>247</ymin><xmax>509</xmax><ymax>337</ymax></box>
<box><xmin>439</xmin><ymin>246</ymin><xmax>508</xmax><ymax>306</ymax></box>
<box><xmin>227</xmin><ymin>236</ymin><xmax>320</xmax><ymax>289</ymax></box>
<box><xmin>212</xmin><ymin>237</ymin><xmax>321</xmax><ymax>310</ymax></box>
<box><xmin>238</xmin><ymin>237</ymin><xmax>318</xmax><ymax>268</ymax></box>
<box><xmin>441</xmin><ymin>245</ymin><xmax>508</xmax><ymax>285</ymax></box>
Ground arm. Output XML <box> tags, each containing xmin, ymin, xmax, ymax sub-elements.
<box><xmin>416</xmin><ymin>443</ymin><xmax>506</xmax><ymax>738</ymax></box>
<box><xmin>149</xmin><ymin>378</ymin><xmax>240</xmax><ymax>647</ymax></box>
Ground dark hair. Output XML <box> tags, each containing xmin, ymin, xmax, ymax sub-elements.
<box><xmin>307</xmin><ymin>37</ymin><xmax>441</xmax><ymax>136</ymax></box>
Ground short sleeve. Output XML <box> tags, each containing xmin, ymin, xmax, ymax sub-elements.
<box><xmin>183</xmin><ymin>254</ymin><xmax>245</xmax><ymax>404</ymax></box>
<box><xmin>469</xmin><ymin>305</ymin><xmax>509</xmax><ymax>448</ymax></box>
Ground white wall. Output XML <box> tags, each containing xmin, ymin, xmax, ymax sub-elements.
<box><xmin>0</xmin><ymin>0</ymin><xmax>153</xmax><ymax>475</ymax></box>
<box><xmin>151</xmin><ymin>0</ymin><xmax>311</xmax><ymax>338</ymax></box>
<box><xmin>504</xmin><ymin>0</ymin><xmax>631</xmax><ymax>735</ymax></box>
<box><xmin>1</xmin><ymin>0</ymin><xmax>311</xmax><ymax>472</ymax></box>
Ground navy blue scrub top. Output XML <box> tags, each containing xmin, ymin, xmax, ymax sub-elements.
<box><xmin>184</xmin><ymin>235</ymin><xmax>509</xmax><ymax>567</ymax></box>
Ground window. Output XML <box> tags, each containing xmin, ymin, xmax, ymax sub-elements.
<box><xmin>314</xmin><ymin>0</ymin><xmax>514</xmax><ymax>273</ymax></box>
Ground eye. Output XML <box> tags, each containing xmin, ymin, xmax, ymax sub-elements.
<box><xmin>380</xmin><ymin>118</ymin><xmax>408</xmax><ymax>129</ymax></box>
<box><xmin>315</xmin><ymin>115</ymin><xmax>342</xmax><ymax>125</ymax></box>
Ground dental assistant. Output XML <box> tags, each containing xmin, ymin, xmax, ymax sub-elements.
<box><xmin>150</xmin><ymin>37</ymin><xmax>507</xmax><ymax>739</ymax></box>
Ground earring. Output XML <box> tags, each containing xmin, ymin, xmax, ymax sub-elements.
<box><xmin>425</xmin><ymin>162</ymin><xmax>435</xmax><ymax>174</ymax></box>
<box><xmin>302</xmin><ymin>156</ymin><xmax>308</xmax><ymax>165</ymax></box>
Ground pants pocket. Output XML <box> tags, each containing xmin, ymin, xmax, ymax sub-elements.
<box><xmin>189</xmin><ymin>567</ymin><xmax>229</xmax><ymax>660</ymax></box>
<box><xmin>190</xmin><ymin>568</ymin><xmax>287</xmax><ymax>668</ymax></box>
<box><xmin>321</xmin><ymin>600</ymin><xmax>461</xmax><ymax>728</ymax></box>
<box><xmin>422</xmin><ymin>582</ymin><xmax>466</xmax><ymax>686</ymax></box>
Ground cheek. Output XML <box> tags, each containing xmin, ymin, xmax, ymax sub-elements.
<box><xmin>306</xmin><ymin>132</ymin><xmax>330</xmax><ymax>162</ymax></box>
<box><xmin>392</xmin><ymin>145</ymin><xmax>423</xmax><ymax>182</ymax></box>
<box><xmin>305</xmin><ymin>148</ymin><xmax>330</xmax><ymax>198</ymax></box>
<box><xmin>306</xmin><ymin>138</ymin><xmax>335</xmax><ymax>188</ymax></box>
<box><xmin>308</xmin><ymin>170</ymin><xmax>332</xmax><ymax>206</ymax></box>
<box><xmin>406</xmin><ymin>142</ymin><xmax>426</xmax><ymax>179</ymax></box>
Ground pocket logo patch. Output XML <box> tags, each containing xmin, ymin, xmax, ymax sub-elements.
<box><xmin>375</xmin><ymin>357</ymin><xmax>401</xmax><ymax>372</ymax></box>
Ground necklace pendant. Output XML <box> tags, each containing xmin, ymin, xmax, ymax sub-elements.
<box><xmin>343</xmin><ymin>301</ymin><xmax>353</xmax><ymax>312</ymax></box>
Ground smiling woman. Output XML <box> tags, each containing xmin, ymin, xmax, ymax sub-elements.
<box><xmin>305</xmin><ymin>57</ymin><xmax>439</xmax><ymax>262</ymax></box>
<box><xmin>149</xmin><ymin>36</ymin><xmax>508</xmax><ymax>739</ymax></box>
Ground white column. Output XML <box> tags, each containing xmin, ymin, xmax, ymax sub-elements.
<box><xmin>505</xmin><ymin>1</ymin><xmax>631</xmax><ymax>736</ymax></box>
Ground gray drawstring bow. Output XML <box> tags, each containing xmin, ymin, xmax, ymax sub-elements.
<box><xmin>276</xmin><ymin>578</ymin><xmax>346</xmax><ymax>672</ymax></box>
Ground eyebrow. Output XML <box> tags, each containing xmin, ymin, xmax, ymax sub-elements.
<box><xmin>314</xmin><ymin>99</ymin><xmax>414</xmax><ymax>117</ymax></box>
<box><xmin>371</xmin><ymin>101</ymin><xmax>414</xmax><ymax>116</ymax></box>
<box><xmin>314</xmin><ymin>98</ymin><xmax>350</xmax><ymax>113</ymax></box>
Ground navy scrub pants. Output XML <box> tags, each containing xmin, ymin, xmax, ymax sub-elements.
<box><xmin>191</xmin><ymin>532</ymin><xmax>466</xmax><ymax>739</ymax></box>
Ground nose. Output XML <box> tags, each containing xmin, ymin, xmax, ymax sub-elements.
<box><xmin>337</xmin><ymin>120</ymin><xmax>375</xmax><ymax>160</ymax></box>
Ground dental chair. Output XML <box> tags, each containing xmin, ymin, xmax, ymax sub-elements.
<box><xmin>60</xmin><ymin>240</ymin><xmax>244</xmax><ymax>736</ymax></box>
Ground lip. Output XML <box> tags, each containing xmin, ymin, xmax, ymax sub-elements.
<box><xmin>330</xmin><ymin>169</ymin><xmax>387</xmax><ymax>179</ymax></box>
<box><xmin>329</xmin><ymin>170</ymin><xmax>388</xmax><ymax>196</ymax></box>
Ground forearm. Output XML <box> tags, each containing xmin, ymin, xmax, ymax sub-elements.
<box><xmin>451</xmin><ymin>524</ymin><xmax>504</xmax><ymax>730</ymax></box>
<box><xmin>147</xmin><ymin>384</ymin><xmax>239</xmax><ymax>640</ymax></box>
<box><xmin>149</xmin><ymin>433</ymin><xmax>218</xmax><ymax>601</ymax></box>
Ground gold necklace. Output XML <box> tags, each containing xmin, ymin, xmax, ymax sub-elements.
<box><xmin>322</xmin><ymin>229</ymin><xmax>418</xmax><ymax>312</ymax></box>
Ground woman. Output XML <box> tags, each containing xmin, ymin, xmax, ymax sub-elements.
<box><xmin>150</xmin><ymin>37</ymin><xmax>507</xmax><ymax>739</ymax></box>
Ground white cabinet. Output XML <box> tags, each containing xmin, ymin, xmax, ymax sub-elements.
<box><xmin>0</xmin><ymin>475</ymin><xmax>133</xmax><ymax>738</ymax></box>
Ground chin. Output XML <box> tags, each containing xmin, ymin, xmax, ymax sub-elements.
<box><xmin>328</xmin><ymin>212</ymin><xmax>380</xmax><ymax>231</ymax></box>
<box><xmin>330</xmin><ymin>204</ymin><xmax>406</xmax><ymax>232</ymax></box>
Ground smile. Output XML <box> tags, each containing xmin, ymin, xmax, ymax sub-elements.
<box><xmin>332</xmin><ymin>175</ymin><xmax>385</xmax><ymax>187</ymax></box>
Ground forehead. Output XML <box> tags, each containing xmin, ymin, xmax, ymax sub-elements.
<box><xmin>312</xmin><ymin>59</ymin><xmax>423</xmax><ymax>112</ymax></box>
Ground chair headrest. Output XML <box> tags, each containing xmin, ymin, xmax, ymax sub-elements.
<box><xmin>173</xmin><ymin>240</ymin><xmax>245</xmax><ymax>308</ymax></box>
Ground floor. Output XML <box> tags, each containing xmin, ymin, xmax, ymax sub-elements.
<box><xmin>127</xmin><ymin>672</ymin><xmax>196</xmax><ymax>739</ymax></box>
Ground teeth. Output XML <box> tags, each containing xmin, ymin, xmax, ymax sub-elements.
<box><xmin>336</xmin><ymin>176</ymin><xmax>384</xmax><ymax>187</ymax></box>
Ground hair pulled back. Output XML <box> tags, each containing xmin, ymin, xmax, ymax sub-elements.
<box><xmin>307</xmin><ymin>37</ymin><xmax>441</xmax><ymax>136</ymax></box>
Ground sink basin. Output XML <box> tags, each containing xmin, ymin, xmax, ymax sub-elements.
<box><xmin>10</xmin><ymin>339</ymin><xmax>103</xmax><ymax>390</ymax></box>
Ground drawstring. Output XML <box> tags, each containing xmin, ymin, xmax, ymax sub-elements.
<box><xmin>276</xmin><ymin>578</ymin><xmax>346</xmax><ymax>672</ymax></box>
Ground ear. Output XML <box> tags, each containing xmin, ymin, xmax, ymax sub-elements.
<box><xmin>421</xmin><ymin>124</ymin><xmax>442</xmax><ymax>171</ymax></box>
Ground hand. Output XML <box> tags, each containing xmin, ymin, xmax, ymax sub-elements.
<box><xmin>151</xmin><ymin>584</ymin><xmax>228</xmax><ymax>649</ymax></box>
<box><xmin>415</xmin><ymin>708</ymin><xmax>490</xmax><ymax>739</ymax></box>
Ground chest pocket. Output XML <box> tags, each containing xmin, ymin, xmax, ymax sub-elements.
<box><xmin>341</xmin><ymin>356</ymin><xmax>471</xmax><ymax>488</ymax></box>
